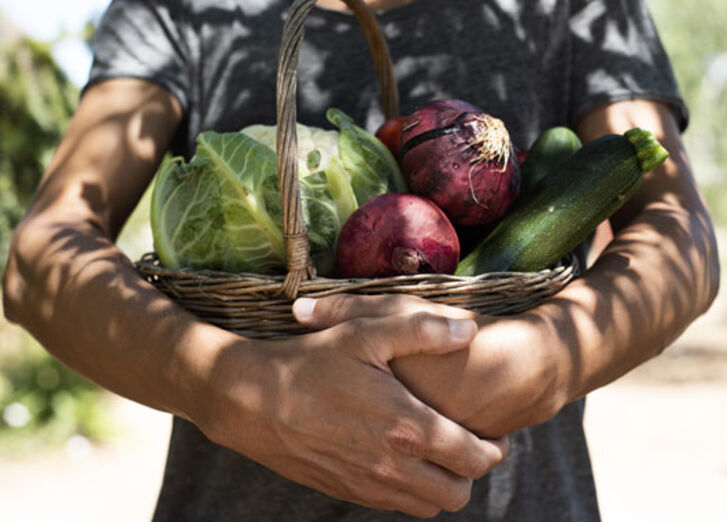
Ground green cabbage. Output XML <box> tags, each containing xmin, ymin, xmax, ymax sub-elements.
<box><xmin>150</xmin><ymin>109</ymin><xmax>405</xmax><ymax>276</ymax></box>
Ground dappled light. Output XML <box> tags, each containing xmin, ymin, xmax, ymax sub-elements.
<box><xmin>1</xmin><ymin>0</ymin><xmax>726</xmax><ymax>520</ymax></box>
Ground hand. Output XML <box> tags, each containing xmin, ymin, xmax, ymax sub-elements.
<box><xmin>293</xmin><ymin>294</ymin><xmax>569</xmax><ymax>438</ymax></box>
<box><xmin>192</xmin><ymin>312</ymin><xmax>509</xmax><ymax>518</ymax></box>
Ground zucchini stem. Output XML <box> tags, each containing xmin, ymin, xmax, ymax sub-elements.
<box><xmin>624</xmin><ymin>128</ymin><xmax>669</xmax><ymax>173</ymax></box>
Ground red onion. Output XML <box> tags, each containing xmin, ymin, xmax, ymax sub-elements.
<box><xmin>336</xmin><ymin>193</ymin><xmax>460</xmax><ymax>278</ymax></box>
<box><xmin>400</xmin><ymin>99</ymin><xmax>520</xmax><ymax>225</ymax></box>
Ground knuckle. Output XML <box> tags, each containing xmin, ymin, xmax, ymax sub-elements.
<box><xmin>319</xmin><ymin>293</ymin><xmax>355</xmax><ymax>324</ymax></box>
<box><xmin>334</xmin><ymin>316</ymin><xmax>372</xmax><ymax>348</ymax></box>
<box><xmin>467</xmin><ymin>438</ymin><xmax>509</xmax><ymax>479</ymax></box>
<box><xmin>384</xmin><ymin>420</ymin><xmax>425</xmax><ymax>458</ymax></box>
<box><xmin>368</xmin><ymin>462</ymin><xmax>399</xmax><ymax>485</ymax></box>
<box><xmin>410</xmin><ymin>313</ymin><xmax>427</xmax><ymax>344</ymax></box>
<box><xmin>461</xmin><ymin>446</ymin><xmax>496</xmax><ymax>480</ymax></box>
<box><xmin>343</xmin><ymin>317</ymin><xmax>378</xmax><ymax>353</ymax></box>
<box><xmin>410</xmin><ymin>312</ymin><xmax>442</xmax><ymax>345</ymax></box>
<box><xmin>466</xmin><ymin>455</ymin><xmax>491</xmax><ymax>479</ymax></box>
<box><xmin>444</xmin><ymin>482</ymin><xmax>472</xmax><ymax>512</ymax></box>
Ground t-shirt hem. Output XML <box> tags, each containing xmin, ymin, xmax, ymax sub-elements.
<box><xmin>81</xmin><ymin>72</ymin><xmax>189</xmax><ymax>115</ymax></box>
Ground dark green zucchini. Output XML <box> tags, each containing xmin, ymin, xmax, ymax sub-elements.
<box><xmin>455</xmin><ymin>128</ymin><xmax>668</xmax><ymax>275</ymax></box>
<box><xmin>520</xmin><ymin>126</ymin><xmax>582</xmax><ymax>195</ymax></box>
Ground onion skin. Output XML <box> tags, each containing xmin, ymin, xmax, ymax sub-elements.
<box><xmin>400</xmin><ymin>99</ymin><xmax>520</xmax><ymax>225</ymax></box>
<box><xmin>336</xmin><ymin>193</ymin><xmax>460</xmax><ymax>278</ymax></box>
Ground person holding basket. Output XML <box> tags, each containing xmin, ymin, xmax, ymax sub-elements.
<box><xmin>3</xmin><ymin>0</ymin><xmax>718</xmax><ymax>520</ymax></box>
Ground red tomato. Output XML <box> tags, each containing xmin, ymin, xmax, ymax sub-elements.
<box><xmin>517</xmin><ymin>148</ymin><xmax>529</xmax><ymax>165</ymax></box>
<box><xmin>375</xmin><ymin>116</ymin><xmax>408</xmax><ymax>158</ymax></box>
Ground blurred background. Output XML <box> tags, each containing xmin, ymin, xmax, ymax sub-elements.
<box><xmin>0</xmin><ymin>0</ymin><xmax>725</xmax><ymax>520</ymax></box>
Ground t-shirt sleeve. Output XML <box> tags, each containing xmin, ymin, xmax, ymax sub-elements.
<box><xmin>83</xmin><ymin>0</ymin><xmax>189</xmax><ymax>111</ymax></box>
<box><xmin>568</xmin><ymin>0</ymin><xmax>688</xmax><ymax>131</ymax></box>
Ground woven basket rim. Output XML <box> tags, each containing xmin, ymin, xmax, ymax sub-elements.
<box><xmin>135</xmin><ymin>0</ymin><xmax>581</xmax><ymax>339</ymax></box>
<box><xmin>135</xmin><ymin>251</ymin><xmax>580</xmax><ymax>338</ymax></box>
<box><xmin>136</xmin><ymin>251</ymin><xmax>578</xmax><ymax>285</ymax></box>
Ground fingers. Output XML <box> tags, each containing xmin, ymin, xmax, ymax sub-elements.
<box><xmin>305</xmin><ymin>316</ymin><xmax>506</xmax><ymax>479</ymax></box>
<box><xmin>335</xmin><ymin>312</ymin><xmax>477</xmax><ymax>365</ymax></box>
<box><xmin>357</xmin><ymin>487</ymin><xmax>447</xmax><ymax>519</ymax></box>
<box><xmin>363</xmin><ymin>459</ymin><xmax>474</xmax><ymax>515</ymax></box>
<box><xmin>405</xmin><ymin>462</ymin><xmax>476</xmax><ymax>514</ymax></box>
<box><xmin>287</xmin><ymin>298</ymin><xmax>508</xmax><ymax>515</ymax></box>
<box><xmin>293</xmin><ymin>293</ymin><xmax>475</xmax><ymax>329</ymax></box>
<box><xmin>384</xmin><ymin>402</ymin><xmax>509</xmax><ymax>480</ymax></box>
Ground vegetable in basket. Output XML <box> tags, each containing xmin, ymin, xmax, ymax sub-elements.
<box><xmin>519</xmin><ymin>126</ymin><xmax>582</xmax><ymax>195</ymax></box>
<box><xmin>455</xmin><ymin>128</ymin><xmax>669</xmax><ymax>275</ymax></box>
<box><xmin>336</xmin><ymin>193</ymin><xmax>460</xmax><ymax>278</ymax></box>
<box><xmin>150</xmin><ymin>109</ymin><xmax>406</xmax><ymax>276</ymax></box>
<box><xmin>374</xmin><ymin>115</ymin><xmax>407</xmax><ymax>158</ymax></box>
<box><xmin>399</xmin><ymin>99</ymin><xmax>521</xmax><ymax>226</ymax></box>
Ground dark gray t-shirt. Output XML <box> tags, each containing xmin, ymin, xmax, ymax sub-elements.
<box><xmin>87</xmin><ymin>1</ymin><xmax>685</xmax><ymax>520</ymax></box>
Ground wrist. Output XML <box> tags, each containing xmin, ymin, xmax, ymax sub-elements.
<box><xmin>166</xmin><ymin>321</ymin><xmax>257</xmax><ymax>426</ymax></box>
<box><xmin>527</xmin><ymin>310</ymin><xmax>573</xmax><ymax>417</ymax></box>
<box><xmin>476</xmin><ymin>312</ymin><xmax>572</xmax><ymax>427</ymax></box>
<box><xmin>532</xmin><ymin>283</ymin><xmax>598</xmax><ymax>407</ymax></box>
<box><xmin>170</xmin><ymin>323</ymin><xmax>290</xmax><ymax>459</ymax></box>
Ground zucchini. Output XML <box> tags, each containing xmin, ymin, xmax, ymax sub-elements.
<box><xmin>520</xmin><ymin>126</ymin><xmax>582</xmax><ymax>195</ymax></box>
<box><xmin>455</xmin><ymin>128</ymin><xmax>669</xmax><ymax>275</ymax></box>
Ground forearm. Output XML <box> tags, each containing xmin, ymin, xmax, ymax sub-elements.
<box><xmin>389</xmin><ymin>101</ymin><xmax>719</xmax><ymax>436</ymax></box>
<box><xmin>544</xmin><ymin>178</ymin><xmax>718</xmax><ymax>400</ymax></box>
<box><xmin>2</xmin><ymin>217</ymin><xmax>230</xmax><ymax>421</ymax></box>
<box><xmin>1</xmin><ymin>78</ymin><xmax>231</xmax><ymax>422</ymax></box>
<box><xmin>2</xmin><ymin>79</ymin><xmax>510</xmax><ymax>515</ymax></box>
<box><xmin>390</xmin><ymin>194</ymin><xmax>717</xmax><ymax>437</ymax></box>
<box><xmin>553</xmin><ymin>100</ymin><xmax>719</xmax><ymax>399</ymax></box>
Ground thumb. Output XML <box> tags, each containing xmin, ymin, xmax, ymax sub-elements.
<box><xmin>292</xmin><ymin>294</ymin><xmax>474</xmax><ymax>330</ymax></box>
<box><xmin>345</xmin><ymin>313</ymin><xmax>478</xmax><ymax>367</ymax></box>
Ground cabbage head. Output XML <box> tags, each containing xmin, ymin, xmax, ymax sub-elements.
<box><xmin>150</xmin><ymin>109</ymin><xmax>405</xmax><ymax>276</ymax></box>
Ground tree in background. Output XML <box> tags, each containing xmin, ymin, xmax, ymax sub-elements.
<box><xmin>0</xmin><ymin>22</ymin><xmax>112</xmax><ymax>454</ymax></box>
<box><xmin>649</xmin><ymin>0</ymin><xmax>727</xmax><ymax>221</ymax></box>
<box><xmin>0</xmin><ymin>35</ymin><xmax>77</xmax><ymax>269</ymax></box>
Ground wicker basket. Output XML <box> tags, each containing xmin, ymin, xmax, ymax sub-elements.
<box><xmin>134</xmin><ymin>0</ymin><xmax>580</xmax><ymax>339</ymax></box>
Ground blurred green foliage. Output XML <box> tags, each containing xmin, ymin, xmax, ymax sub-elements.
<box><xmin>0</xmin><ymin>36</ymin><xmax>77</xmax><ymax>269</ymax></box>
<box><xmin>648</xmin><ymin>0</ymin><xmax>727</xmax><ymax>222</ymax></box>
<box><xmin>0</xmin><ymin>338</ymin><xmax>115</xmax><ymax>456</ymax></box>
<box><xmin>0</xmin><ymin>30</ymin><xmax>113</xmax><ymax>453</ymax></box>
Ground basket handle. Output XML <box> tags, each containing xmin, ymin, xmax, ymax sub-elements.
<box><xmin>276</xmin><ymin>0</ymin><xmax>400</xmax><ymax>298</ymax></box>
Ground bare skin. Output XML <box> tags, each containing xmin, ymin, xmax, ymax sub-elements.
<box><xmin>294</xmin><ymin>99</ymin><xmax>720</xmax><ymax>437</ymax></box>
<box><xmin>1</xmin><ymin>79</ymin><xmax>508</xmax><ymax>519</ymax></box>
<box><xmin>3</xmin><ymin>75</ymin><xmax>718</xmax><ymax>516</ymax></box>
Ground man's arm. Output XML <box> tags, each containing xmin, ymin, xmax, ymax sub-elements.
<box><xmin>2</xmin><ymin>79</ymin><xmax>507</xmax><ymax>517</ymax></box>
<box><xmin>2</xmin><ymin>78</ymin><xmax>192</xmax><ymax>415</ymax></box>
<box><xmin>294</xmin><ymin>99</ymin><xmax>720</xmax><ymax>437</ymax></box>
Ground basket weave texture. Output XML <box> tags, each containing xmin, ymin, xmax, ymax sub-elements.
<box><xmin>134</xmin><ymin>0</ymin><xmax>580</xmax><ymax>339</ymax></box>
